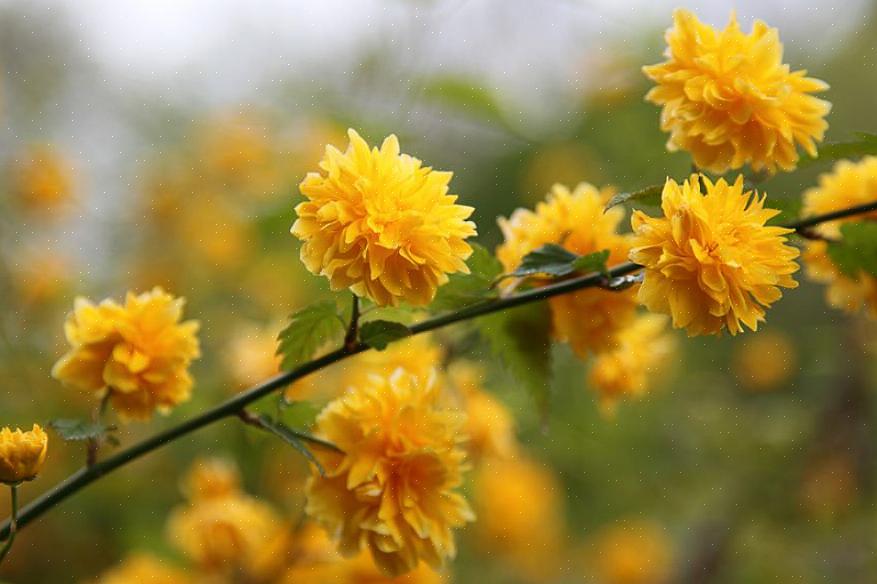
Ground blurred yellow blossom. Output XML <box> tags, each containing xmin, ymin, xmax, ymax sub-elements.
<box><xmin>93</xmin><ymin>554</ymin><xmax>192</xmax><ymax>584</ymax></box>
<box><xmin>588</xmin><ymin>314</ymin><xmax>675</xmax><ymax>412</ymax></box>
<box><xmin>293</xmin><ymin>129</ymin><xmax>477</xmax><ymax>306</ymax></box>
<box><xmin>801</xmin><ymin>157</ymin><xmax>877</xmax><ymax>318</ymax></box>
<box><xmin>282</xmin><ymin>550</ymin><xmax>446</xmax><ymax>584</ymax></box>
<box><xmin>732</xmin><ymin>329</ymin><xmax>796</xmax><ymax>391</ymax></box>
<box><xmin>181</xmin><ymin>457</ymin><xmax>240</xmax><ymax>501</ymax></box>
<box><xmin>52</xmin><ymin>287</ymin><xmax>201</xmax><ymax>421</ymax></box>
<box><xmin>10</xmin><ymin>249</ymin><xmax>71</xmax><ymax>307</ymax></box>
<box><xmin>799</xmin><ymin>452</ymin><xmax>859</xmax><ymax>520</ymax></box>
<box><xmin>590</xmin><ymin>520</ymin><xmax>674</xmax><ymax>584</ymax></box>
<box><xmin>474</xmin><ymin>456</ymin><xmax>566</xmax><ymax>581</ymax></box>
<box><xmin>449</xmin><ymin>362</ymin><xmax>517</xmax><ymax>461</ymax></box>
<box><xmin>306</xmin><ymin>369</ymin><xmax>473</xmax><ymax>576</ymax></box>
<box><xmin>11</xmin><ymin>144</ymin><xmax>75</xmax><ymax>214</ymax></box>
<box><xmin>0</xmin><ymin>424</ymin><xmax>48</xmax><ymax>484</ymax></box>
<box><xmin>631</xmin><ymin>175</ymin><xmax>799</xmax><ymax>336</ymax></box>
<box><xmin>521</xmin><ymin>142</ymin><xmax>603</xmax><ymax>203</ymax></box>
<box><xmin>643</xmin><ymin>9</ymin><xmax>830</xmax><ymax>174</ymax></box>
<box><xmin>497</xmin><ymin>182</ymin><xmax>637</xmax><ymax>358</ymax></box>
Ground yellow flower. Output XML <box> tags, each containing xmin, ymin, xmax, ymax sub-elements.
<box><xmin>0</xmin><ymin>424</ymin><xmax>48</xmax><ymax>484</ymax></box>
<box><xmin>292</xmin><ymin>129</ymin><xmax>477</xmax><ymax>307</ymax></box>
<box><xmin>643</xmin><ymin>9</ymin><xmax>830</xmax><ymax>174</ymax></box>
<box><xmin>473</xmin><ymin>456</ymin><xmax>566</xmax><ymax>581</ymax></box>
<box><xmin>588</xmin><ymin>315</ymin><xmax>675</xmax><ymax>412</ymax></box>
<box><xmin>801</xmin><ymin>157</ymin><xmax>877</xmax><ymax>317</ymax></box>
<box><xmin>732</xmin><ymin>329</ymin><xmax>796</xmax><ymax>391</ymax></box>
<box><xmin>11</xmin><ymin>144</ymin><xmax>75</xmax><ymax>213</ymax></box>
<box><xmin>52</xmin><ymin>287</ymin><xmax>201</xmax><ymax>421</ymax></box>
<box><xmin>590</xmin><ymin>520</ymin><xmax>674</xmax><ymax>584</ymax></box>
<box><xmin>305</xmin><ymin>369</ymin><xmax>473</xmax><ymax>576</ymax></box>
<box><xmin>339</xmin><ymin>333</ymin><xmax>443</xmax><ymax>392</ymax></box>
<box><xmin>94</xmin><ymin>554</ymin><xmax>192</xmax><ymax>584</ymax></box>
<box><xmin>449</xmin><ymin>362</ymin><xmax>517</xmax><ymax>461</ymax></box>
<box><xmin>497</xmin><ymin>183</ymin><xmax>637</xmax><ymax>358</ymax></box>
<box><xmin>167</xmin><ymin>491</ymin><xmax>284</xmax><ymax>574</ymax></box>
<box><xmin>630</xmin><ymin>175</ymin><xmax>799</xmax><ymax>336</ymax></box>
<box><xmin>181</xmin><ymin>457</ymin><xmax>240</xmax><ymax>501</ymax></box>
<box><xmin>282</xmin><ymin>551</ymin><xmax>447</xmax><ymax>584</ymax></box>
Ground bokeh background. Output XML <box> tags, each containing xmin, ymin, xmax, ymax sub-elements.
<box><xmin>2</xmin><ymin>0</ymin><xmax>877</xmax><ymax>582</ymax></box>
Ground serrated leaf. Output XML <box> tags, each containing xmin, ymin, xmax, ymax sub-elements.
<box><xmin>827</xmin><ymin>222</ymin><xmax>877</xmax><ymax>278</ymax></box>
<box><xmin>277</xmin><ymin>301</ymin><xmax>344</xmax><ymax>370</ymax></box>
<box><xmin>432</xmin><ymin>243</ymin><xmax>503</xmax><ymax>311</ymax></box>
<box><xmin>509</xmin><ymin>244</ymin><xmax>581</xmax><ymax>278</ymax></box>
<box><xmin>801</xmin><ymin>132</ymin><xmax>877</xmax><ymax>167</ymax></box>
<box><xmin>255</xmin><ymin>414</ymin><xmax>340</xmax><ymax>476</ymax></box>
<box><xmin>48</xmin><ymin>418</ymin><xmax>115</xmax><ymax>442</ymax></box>
<box><xmin>604</xmin><ymin>184</ymin><xmax>663</xmax><ymax>211</ymax></box>
<box><xmin>359</xmin><ymin>320</ymin><xmax>412</xmax><ymax>350</ymax></box>
<box><xmin>571</xmin><ymin>250</ymin><xmax>610</xmax><ymax>276</ymax></box>
<box><xmin>477</xmin><ymin>303</ymin><xmax>553</xmax><ymax>421</ymax></box>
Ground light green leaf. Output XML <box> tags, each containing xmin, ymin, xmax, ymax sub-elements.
<box><xmin>432</xmin><ymin>243</ymin><xmax>503</xmax><ymax>311</ymax></box>
<box><xmin>48</xmin><ymin>418</ymin><xmax>115</xmax><ymax>442</ymax></box>
<box><xmin>421</xmin><ymin>76</ymin><xmax>505</xmax><ymax>123</ymax></box>
<box><xmin>277</xmin><ymin>301</ymin><xmax>344</xmax><ymax>370</ymax></box>
<box><xmin>827</xmin><ymin>222</ymin><xmax>877</xmax><ymax>278</ymax></box>
<box><xmin>359</xmin><ymin>320</ymin><xmax>412</xmax><ymax>350</ymax></box>
<box><xmin>604</xmin><ymin>184</ymin><xmax>663</xmax><ymax>211</ymax></box>
<box><xmin>477</xmin><ymin>303</ymin><xmax>553</xmax><ymax>421</ymax></box>
<box><xmin>255</xmin><ymin>414</ymin><xmax>340</xmax><ymax>476</ymax></box>
<box><xmin>572</xmin><ymin>250</ymin><xmax>611</xmax><ymax>276</ymax></box>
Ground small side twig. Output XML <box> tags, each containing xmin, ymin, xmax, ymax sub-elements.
<box><xmin>344</xmin><ymin>294</ymin><xmax>360</xmax><ymax>352</ymax></box>
<box><xmin>0</xmin><ymin>485</ymin><xmax>19</xmax><ymax>565</ymax></box>
<box><xmin>86</xmin><ymin>394</ymin><xmax>110</xmax><ymax>467</ymax></box>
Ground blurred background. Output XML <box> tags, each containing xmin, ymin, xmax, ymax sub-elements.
<box><xmin>2</xmin><ymin>0</ymin><xmax>877</xmax><ymax>582</ymax></box>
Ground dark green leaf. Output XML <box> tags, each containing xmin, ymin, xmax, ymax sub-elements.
<box><xmin>477</xmin><ymin>303</ymin><xmax>553</xmax><ymax>421</ymax></box>
<box><xmin>432</xmin><ymin>243</ymin><xmax>503</xmax><ymax>311</ymax></box>
<box><xmin>255</xmin><ymin>414</ymin><xmax>341</xmax><ymax>476</ymax></box>
<box><xmin>827</xmin><ymin>222</ymin><xmax>877</xmax><ymax>278</ymax></box>
<box><xmin>509</xmin><ymin>244</ymin><xmax>581</xmax><ymax>278</ymax></box>
<box><xmin>572</xmin><ymin>250</ymin><xmax>610</xmax><ymax>276</ymax></box>
<box><xmin>801</xmin><ymin>132</ymin><xmax>877</xmax><ymax>167</ymax></box>
<box><xmin>48</xmin><ymin>418</ymin><xmax>115</xmax><ymax>442</ymax></box>
<box><xmin>277</xmin><ymin>301</ymin><xmax>344</xmax><ymax>370</ymax></box>
<box><xmin>359</xmin><ymin>320</ymin><xmax>412</xmax><ymax>350</ymax></box>
<box><xmin>604</xmin><ymin>184</ymin><xmax>663</xmax><ymax>211</ymax></box>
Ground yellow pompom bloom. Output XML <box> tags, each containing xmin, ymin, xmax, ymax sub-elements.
<box><xmin>473</xmin><ymin>456</ymin><xmax>566</xmax><ymax>581</ymax></box>
<box><xmin>732</xmin><ymin>329</ymin><xmax>796</xmax><ymax>391</ymax></box>
<box><xmin>643</xmin><ymin>10</ymin><xmax>830</xmax><ymax>174</ymax></box>
<box><xmin>11</xmin><ymin>144</ymin><xmax>75</xmax><ymax>213</ymax></box>
<box><xmin>630</xmin><ymin>175</ymin><xmax>799</xmax><ymax>336</ymax></box>
<box><xmin>497</xmin><ymin>183</ymin><xmax>637</xmax><ymax>358</ymax></box>
<box><xmin>283</xmin><ymin>551</ymin><xmax>447</xmax><ymax>584</ymax></box>
<box><xmin>52</xmin><ymin>287</ymin><xmax>201</xmax><ymax>421</ymax></box>
<box><xmin>0</xmin><ymin>424</ymin><xmax>48</xmax><ymax>484</ymax></box>
<box><xmin>293</xmin><ymin>129</ymin><xmax>477</xmax><ymax>307</ymax></box>
<box><xmin>181</xmin><ymin>457</ymin><xmax>240</xmax><ymax>501</ymax></box>
<box><xmin>449</xmin><ymin>362</ymin><xmax>517</xmax><ymax>461</ymax></box>
<box><xmin>340</xmin><ymin>333</ymin><xmax>443</xmax><ymax>392</ymax></box>
<box><xmin>167</xmin><ymin>491</ymin><xmax>284</xmax><ymax>574</ymax></box>
<box><xmin>588</xmin><ymin>315</ymin><xmax>675</xmax><ymax>412</ymax></box>
<box><xmin>590</xmin><ymin>520</ymin><xmax>674</xmax><ymax>584</ymax></box>
<box><xmin>305</xmin><ymin>369</ymin><xmax>474</xmax><ymax>576</ymax></box>
<box><xmin>801</xmin><ymin>157</ymin><xmax>877</xmax><ymax>317</ymax></box>
<box><xmin>94</xmin><ymin>554</ymin><xmax>192</xmax><ymax>584</ymax></box>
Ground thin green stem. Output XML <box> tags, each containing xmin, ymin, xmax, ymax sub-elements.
<box><xmin>0</xmin><ymin>200</ymin><xmax>874</xmax><ymax>540</ymax></box>
<box><xmin>344</xmin><ymin>294</ymin><xmax>360</xmax><ymax>352</ymax></box>
<box><xmin>0</xmin><ymin>484</ymin><xmax>19</xmax><ymax>565</ymax></box>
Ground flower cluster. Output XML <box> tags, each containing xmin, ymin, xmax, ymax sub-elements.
<box><xmin>0</xmin><ymin>424</ymin><xmax>48</xmax><ymax>484</ymax></box>
<box><xmin>305</xmin><ymin>368</ymin><xmax>474</xmax><ymax>576</ymax></box>
<box><xmin>293</xmin><ymin>129</ymin><xmax>477</xmax><ymax>306</ymax></box>
<box><xmin>801</xmin><ymin>156</ymin><xmax>877</xmax><ymax>317</ymax></box>
<box><xmin>630</xmin><ymin>175</ymin><xmax>799</xmax><ymax>336</ymax></box>
<box><xmin>644</xmin><ymin>9</ymin><xmax>830</xmax><ymax>173</ymax></box>
<box><xmin>52</xmin><ymin>287</ymin><xmax>201</xmax><ymax>421</ymax></box>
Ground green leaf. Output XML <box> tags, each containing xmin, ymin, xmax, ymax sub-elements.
<box><xmin>279</xmin><ymin>400</ymin><xmax>323</xmax><ymax>429</ymax></box>
<box><xmin>277</xmin><ymin>301</ymin><xmax>345</xmax><ymax>370</ymax></box>
<box><xmin>477</xmin><ymin>303</ymin><xmax>553</xmax><ymax>421</ymax></box>
<box><xmin>827</xmin><ymin>222</ymin><xmax>877</xmax><ymax>278</ymax></box>
<box><xmin>509</xmin><ymin>244</ymin><xmax>581</xmax><ymax>278</ymax></box>
<box><xmin>432</xmin><ymin>243</ymin><xmax>503</xmax><ymax>311</ymax></box>
<box><xmin>255</xmin><ymin>414</ymin><xmax>340</xmax><ymax>476</ymax></box>
<box><xmin>359</xmin><ymin>320</ymin><xmax>412</xmax><ymax>350</ymax></box>
<box><xmin>48</xmin><ymin>418</ymin><xmax>115</xmax><ymax>442</ymax></box>
<box><xmin>421</xmin><ymin>76</ymin><xmax>505</xmax><ymax>123</ymax></box>
<box><xmin>802</xmin><ymin>132</ymin><xmax>877</xmax><ymax>166</ymax></box>
<box><xmin>604</xmin><ymin>184</ymin><xmax>663</xmax><ymax>211</ymax></box>
<box><xmin>572</xmin><ymin>250</ymin><xmax>611</xmax><ymax>276</ymax></box>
